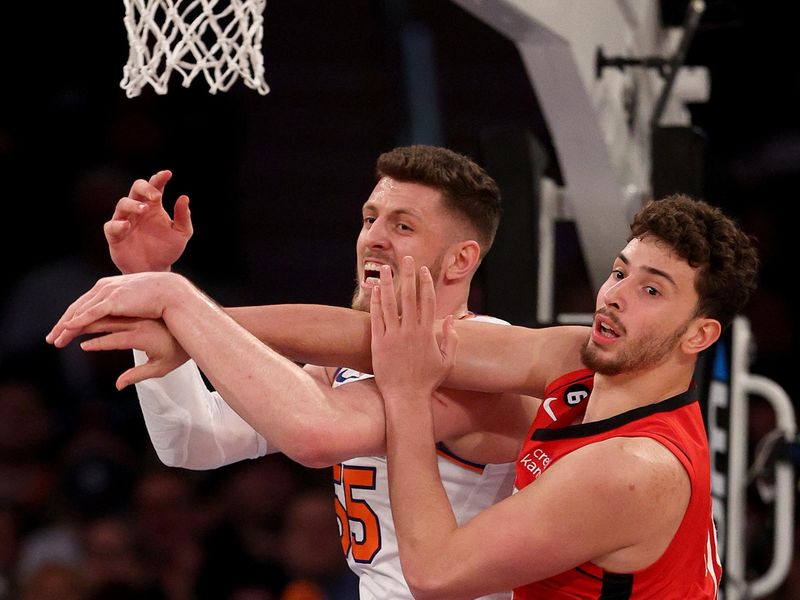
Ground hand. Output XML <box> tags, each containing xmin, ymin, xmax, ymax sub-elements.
<box><xmin>370</xmin><ymin>256</ymin><xmax>457</xmax><ymax>402</ymax></box>
<box><xmin>45</xmin><ymin>272</ymin><xmax>187</xmax><ymax>348</ymax></box>
<box><xmin>78</xmin><ymin>317</ymin><xmax>190</xmax><ymax>389</ymax></box>
<box><xmin>105</xmin><ymin>170</ymin><xmax>193</xmax><ymax>273</ymax></box>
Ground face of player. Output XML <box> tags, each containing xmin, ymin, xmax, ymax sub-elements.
<box><xmin>351</xmin><ymin>177</ymin><xmax>454</xmax><ymax>312</ymax></box>
<box><xmin>581</xmin><ymin>235</ymin><xmax>702</xmax><ymax>376</ymax></box>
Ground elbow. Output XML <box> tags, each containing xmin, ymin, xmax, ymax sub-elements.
<box><xmin>151</xmin><ymin>445</ymin><xmax>188</xmax><ymax>469</ymax></box>
<box><xmin>278</xmin><ymin>422</ymin><xmax>340</xmax><ymax>468</ymax></box>
<box><xmin>402</xmin><ymin>561</ymin><xmax>464</xmax><ymax>600</ymax></box>
<box><xmin>283</xmin><ymin>443</ymin><xmax>333</xmax><ymax>469</ymax></box>
<box><xmin>405</xmin><ymin>578</ymin><xmax>457</xmax><ymax>600</ymax></box>
<box><xmin>405</xmin><ymin>579</ymin><xmax>442</xmax><ymax>600</ymax></box>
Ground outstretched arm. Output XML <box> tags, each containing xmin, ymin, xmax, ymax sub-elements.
<box><xmin>223</xmin><ymin>304</ymin><xmax>588</xmax><ymax>399</ymax></box>
<box><xmin>49</xmin><ymin>274</ymin><xmax>516</xmax><ymax>468</ymax></box>
<box><xmin>50</xmin><ymin>293</ymin><xmax>587</xmax><ymax>399</ymax></box>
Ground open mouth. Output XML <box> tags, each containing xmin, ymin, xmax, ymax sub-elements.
<box><xmin>364</xmin><ymin>261</ymin><xmax>391</xmax><ymax>285</ymax></box>
<box><xmin>598</xmin><ymin>321</ymin><xmax>619</xmax><ymax>338</ymax></box>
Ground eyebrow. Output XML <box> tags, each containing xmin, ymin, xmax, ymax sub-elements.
<box><xmin>617</xmin><ymin>252</ymin><xmax>678</xmax><ymax>288</ymax></box>
<box><xmin>362</xmin><ymin>202</ymin><xmax>423</xmax><ymax>220</ymax></box>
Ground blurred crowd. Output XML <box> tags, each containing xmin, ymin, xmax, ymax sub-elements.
<box><xmin>0</xmin><ymin>359</ymin><xmax>357</xmax><ymax>600</ymax></box>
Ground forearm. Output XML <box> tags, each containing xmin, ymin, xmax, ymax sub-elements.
<box><xmin>225</xmin><ymin>306</ymin><xmax>588</xmax><ymax>397</ymax></box>
<box><xmin>385</xmin><ymin>390</ymin><xmax>461</xmax><ymax>598</ymax></box>
<box><xmin>159</xmin><ymin>281</ymin><xmax>342</xmax><ymax>464</ymax></box>
<box><xmin>225</xmin><ymin>304</ymin><xmax>373</xmax><ymax>370</ymax></box>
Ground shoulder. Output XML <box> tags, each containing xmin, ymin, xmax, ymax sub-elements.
<box><xmin>552</xmin><ymin>436</ymin><xmax>690</xmax><ymax>528</ymax></box>
<box><xmin>586</xmin><ymin>436</ymin><xmax>689</xmax><ymax>490</ymax></box>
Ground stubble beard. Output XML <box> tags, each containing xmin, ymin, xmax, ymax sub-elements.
<box><xmin>580</xmin><ymin>318</ymin><xmax>690</xmax><ymax>376</ymax></box>
<box><xmin>350</xmin><ymin>256</ymin><xmax>444</xmax><ymax>313</ymax></box>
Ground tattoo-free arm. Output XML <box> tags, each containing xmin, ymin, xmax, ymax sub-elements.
<box><xmin>226</xmin><ymin>304</ymin><xmax>589</xmax><ymax>398</ymax></box>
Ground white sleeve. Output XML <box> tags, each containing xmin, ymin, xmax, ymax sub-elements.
<box><xmin>133</xmin><ymin>350</ymin><xmax>270</xmax><ymax>470</ymax></box>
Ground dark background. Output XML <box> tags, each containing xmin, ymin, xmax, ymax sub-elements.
<box><xmin>0</xmin><ymin>1</ymin><xmax>797</xmax><ymax>599</ymax></box>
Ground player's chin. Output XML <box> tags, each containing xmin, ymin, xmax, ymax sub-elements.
<box><xmin>351</xmin><ymin>287</ymin><xmax>371</xmax><ymax>312</ymax></box>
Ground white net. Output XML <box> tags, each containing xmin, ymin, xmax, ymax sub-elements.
<box><xmin>121</xmin><ymin>0</ymin><xmax>270</xmax><ymax>98</ymax></box>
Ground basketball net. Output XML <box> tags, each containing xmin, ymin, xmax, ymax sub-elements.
<box><xmin>121</xmin><ymin>0</ymin><xmax>270</xmax><ymax>98</ymax></box>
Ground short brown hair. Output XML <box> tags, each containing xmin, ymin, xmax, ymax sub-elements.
<box><xmin>376</xmin><ymin>145</ymin><xmax>501</xmax><ymax>256</ymax></box>
<box><xmin>630</xmin><ymin>194</ymin><xmax>759</xmax><ymax>329</ymax></box>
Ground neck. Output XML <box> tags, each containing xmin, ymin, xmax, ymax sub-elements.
<box><xmin>435</xmin><ymin>299</ymin><xmax>470</xmax><ymax>320</ymax></box>
<box><xmin>433</xmin><ymin>283</ymin><xmax>471</xmax><ymax>320</ymax></box>
<box><xmin>583</xmin><ymin>360</ymin><xmax>696</xmax><ymax>423</ymax></box>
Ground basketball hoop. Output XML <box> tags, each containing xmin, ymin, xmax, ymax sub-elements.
<box><xmin>121</xmin><ymin>0</ymin><xmax>270</xmax><ymax>98</ymax></box>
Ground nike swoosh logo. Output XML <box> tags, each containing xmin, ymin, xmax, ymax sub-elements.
<box><xmin>543</xmin><ymin>397</ymin><xmax>558</xmax><ymax>421</ymax></box>
<box><xmin>335</xmin><ymin>369</ymin><xmax>363</xmax><ymax>383</ymax></box>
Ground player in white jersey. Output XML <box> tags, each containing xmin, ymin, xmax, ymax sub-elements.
<box><xmin>52</xmin><ymin>146</ymin><xmax>540</xmax><ymax>599</ymax></box>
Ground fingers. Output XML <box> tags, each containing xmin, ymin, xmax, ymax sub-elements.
<box><xmin>128</xmin><ymin>170</ymin><xmax>170</xmax><ymax>204</ymax></box>
<box><xmin>79</xmin><ymin>331</ymin><xmax>135</xmax><ymax>353</ymax></box>
<box><xmin>172</xmin><ymin>194</ymin><xmax>193</xmax><ymax>236</ymax></box>
<box><xmin>370</xmin><ymin>284</ymin><xmax>385</xmax><ymax>343</ymax></box>
<box><xmin>60</xmin><ymin>299</ymin><xmax>115</xmax><ymax>335</ymax></box>
<box><xmin>418</xmin><ymin>265</ymin><xmax>435</xmax><ymax>328</ymax></box>
<box><xmin>398</xmin><ymin>255</ymin><xmax>417</xmax><ymax>328</ymax></box>
<box><xmin>107</xmin><ymin>197</ymin><xmax>149</xmax><ymax>238</ymax></box>
<box><xmin>116</xmin><ymin>363</ymin><xmax>162</xmax><ymax>390</ymax></box>
<box><xmin>149</xmin><ymin>169</ymin><xmax>172</xmax><ymax>194</ymax></box>
<box><xmin>48</xmin><ymin>290</ymin><xmax>116</xmax><ymax>348</ymax></box>
<box><xmin>378</xmin><ymin>264</ymin><xmax>399</xmax><ymax>332</ymax></box>
<box><xmin>104</xmin><ymin>216</ymin><xmax>132</xmax><ymax>243</ymax></box>
<box><xmin>128</xmin><ymin>178</ymin><xmax>163</xmax><ymax>206</ymax></box>
<box><xmin>46</xmin><ymin>280</ymin><xmax>106</xmax><ymax>345</ymax></box>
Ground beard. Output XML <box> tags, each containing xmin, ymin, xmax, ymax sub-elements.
<box><xmin>580</xmin><ymin>316</ymin><xmax>691</xmax><ymax>376</ymax></box>
<box><xmin>350</xmin><ymin>256</ymin><xmax>444</xmax><ymax>312</ymax></box>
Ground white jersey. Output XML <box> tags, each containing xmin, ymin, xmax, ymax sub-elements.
<box><xmin>132</xmin><ymin>314</ymin><xmax>514</xmax><ymax>600</ymax></box>
<box><xmin>332</xmin><ymin>314</ymin><xmax>515</xmax><ymax>600</ymax></box>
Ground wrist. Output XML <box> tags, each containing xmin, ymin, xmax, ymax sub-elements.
<box><xmin>158</xmin><ymin>273</ymin><xmax>194</xmax><ymax>315</ymax></box>
<box><xmin>381</xmin><ymin>386</ymin><xmax>436</xmax><ymax>408</ymax></box>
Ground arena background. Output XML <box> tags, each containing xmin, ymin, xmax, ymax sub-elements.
<box><xmin>0</xmin><ymin>1</ymin><xmax>797</xmax><ymax>599</ymax></box>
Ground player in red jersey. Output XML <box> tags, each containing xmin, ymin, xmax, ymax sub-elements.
<box><xmin>369</xmin><ymin>195</ymin><xmax>758</xmax><ymax>599</ymax></box>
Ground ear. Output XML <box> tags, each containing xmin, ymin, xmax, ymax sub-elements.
<box><xmin>443</xmin><ymin>240</ymin><xmax>481</xmax><ymax>282</ymax></box>
<box><xmin>681</xmin><ymin>317</ymin><xmax>722</xmax><ymax>355</ymax></box>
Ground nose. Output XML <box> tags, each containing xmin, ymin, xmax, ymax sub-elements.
<box><xmin>362</xmin><ymin>217</ymin><xmax>390</xmax><ymax>250</ymax></box>
<box><xmin>602</xmin><ymin>277</ymin><xmax>627</xmax><ymax>311</ymax></box>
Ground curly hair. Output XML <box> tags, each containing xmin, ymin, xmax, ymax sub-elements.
<box><xmin>630</xmin><ymin>194</ymin><xmax>759</xmax><ymax>329</ymax></box>
<box><xmin>376</xmin><ymin>145</ymin><xmax>501</xmax><ymax>257</ymax></box>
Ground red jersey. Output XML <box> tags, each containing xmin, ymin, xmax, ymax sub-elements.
<box><xmin>513</xmin><ymin>387</ymin><xmax>722</xmax><ymax>599</ymax></box>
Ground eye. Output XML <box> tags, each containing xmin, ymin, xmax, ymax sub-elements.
<box><xmin>645</xmin><ymin>286</ymin><xmax>660</xmax><ymax>297</ymax></box>
<box><xmin>363</xmin><ymin>216</ymin><xmax>376</xmax><ymax>228</ymax></box>
<box><xmin>611</xmin><ymin>269</ymin><xmax>624</xmax><ymax>280</ymax></box>
<box><xmin>397</xmin><ymin>223</ymin><xmax>413</xmax><ymax>232</ymax></box>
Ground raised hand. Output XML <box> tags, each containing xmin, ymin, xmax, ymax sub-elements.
<box><xmin>105</xmin><ymin>170</ymin><xmax>193</xmax><ymax>273</ymax></box>
<box><xmin>77</xmin><ymin>317</ymin><xmax>190</xmax><ymax>389</ymax></box>
<box><xmin>370</xmin><ymin>256</ymin><xmax>457</xmax><ymax>402</ymax></box>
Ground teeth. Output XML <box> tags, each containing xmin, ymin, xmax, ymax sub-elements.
<box><xmin>599</xmin><ymin>323</ymin><xmax>617</xmax><ymax>337</ymax></box>
<box><xmin>363</xmin><ymin>261</ymin><xmax>391</xmax><ymax>283</ymax></box>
